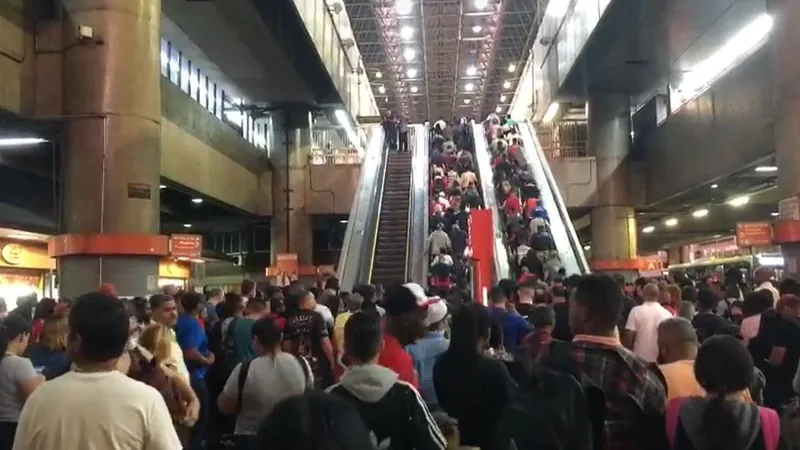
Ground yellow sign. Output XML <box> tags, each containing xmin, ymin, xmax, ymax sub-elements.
<box><xmin>1</xmin><ymin>244</ymin><xmax>23</xmax><ymax>265</ymax></box>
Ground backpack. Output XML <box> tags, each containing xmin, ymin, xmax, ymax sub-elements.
<box><xmin>666</xmin><ymin>397</ymin><xmax>780</xmax><ymax>450</ymax></box>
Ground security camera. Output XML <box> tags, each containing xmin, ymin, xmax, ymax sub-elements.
<box><xmin>78</xmin><ymin>25</ymin><xmax>93</xmax><ymax>41</ymax></box>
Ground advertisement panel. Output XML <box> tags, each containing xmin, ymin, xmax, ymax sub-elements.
<box><xmin>735</xmin><ymin>222</ymin><xmax>772</xmax><ymax>248</ymax></box>
<box><xmin>170</xmin><ymin>234</ymin><xmax>202</xmax><ymax>258</ymax></box>
<box><xmin>468</xmin><ymin>209</ymin><xmax>493</xmax><ymax>305</ymax></box>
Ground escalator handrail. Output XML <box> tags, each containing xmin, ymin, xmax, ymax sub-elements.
<box><xmin>520</xmin><ymin>121</ymin><xmax>591</xmax><ymax>274</ymax></box>
<box><xmin>364</xmin><ymin>130</ymin><xmax>393</xmax><ymax>284</ymax></box>
<box><xmin>406</xmin><ymin>124</ymin><xmax>430</xmax><ymax>285</ymax></box>
<box><xmin>338</xmin><ymin>128</ymin><xmax>386</xmax><ymax>291</ymax></box>
<box><xmin>471</xmin><ymin>121</ymin><xmax>511</xmax><ymax>281</ymax></box>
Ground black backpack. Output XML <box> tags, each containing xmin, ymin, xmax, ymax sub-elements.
<box><xmin>329</xmin><ymin>384</ymin><xmax>411</xmax><ymax>450</ymax></box>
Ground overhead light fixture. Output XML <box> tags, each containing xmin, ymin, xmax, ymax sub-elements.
<box><xmin>378</xmin><ymin>85</ymin><xmax>386</xmax><ymax>94</ymax></box>
<box><xmin>508</xmin><ymin>63</ymin><xmax>516</xmax><ymax>72</ymax></box>
<box><xmin>465</xmin><ymin>82</ymin><xmax>475</xmax><ymax>92</ymax></box>
<box><xmin>396</xmin><ymin>0</ymin><xmax>413</xmax><ymax>15</ymax></box>
<box><xmin>410</xmin><ymin>85</ymin><xmax>419</xmax><ymax>93</ymax></box>
<box><xmin>727</xmin><ymin>195</ymin><xmax>750</xmax><ymax>207</ymax></box>
<box><xmin>692</xmin><ymin>208</ymin><xmax>709</xmax><ymax>218</ymax></box>
<box><xmin>472</xmin><ymin>25</ymin><xmax>482</xmax><ymax>33</ymax></box>
<box><xmin>191</xmin><ymin>198</ymin><xmax>203</xmax><ymax>204</ymax></box>
<box><xmin>0</xmin><ymin>137</ymin><xmax>47</xmax><ymax>147</ymax></box>
<box><xmin>375</xmin><ymin>71</ymin><xmax>383</xmax><ymax>79</ymax></box>
<box><xmin>583</xmin><ymin>245</ymin><xmax>591</xmax><ymax>251</ymax></box>
<box><xmin>495</xmin><ymin>106</ymin><xmax>502</xmax><ymax>113</ymax></box>
<box><xmin>406</xmin><ymin>67</ymin><xmax>418</xmax><ymax>78</ymax></box>
<box><xmin>710</xmin><ymin>183</ymin><xmax>719</xmax><ymax>189</ymax></box>
<box><xmin>403</xmin><ymin>48</ymin><xmax>416</xmax><ymax>61</ymax></box>
<box><xmin>642</xmin><ymin>226</ymin><xmax>655</xmax><ymax>234</ymax></box>
<box><xmin>474</xmin><ymin>0</ymin><xmax>489</xmax><ymax>9</ymax></box>
<box><xmin>466</xmin><ymin>66</ymin><xmax>478</xmax><ymax>76</ymax></box>
<box><xmin>503</xmin><ymin>80</ymin><xmax>512</xmax><ymax>89</ymax></box>
<box><xmin>159</xmin><ymin>184</ymin><xmax>166</xmax><ymax>189</ymax></box>
<box><xmin>500</xmin><ymin>94</ymin><xmax>507</xmax><ymax>102</ymax></box>
<box><xmin>183</xmin><ymin>223</ymin><xmax>192</xmax><ymax>228</ymax></box>
<box><xmin>755</xmin><ymin>165</ymin><xmax>778</xmax><ymax>172</ymax></box>
<box><xmin>772</xmin><ymin>212</ymin><xmax>780</xmax><ymax>217</ymax></box>
<box><xmin>340</xmin><ymin>219</ymin><xmax>348</xmax><ymax>224</ymax></box>
<box><xmin>664</xmin><ymin>218</ymin><xmax>678</xmax><ymax>227</ymax></box>
<box><xmin>463</xmin><ymin>98</ymin><xmax>471</xmax><ymax>104</ymax></box>
<box><xmin>542</xmin><ymin>102</ymin><xmax>560</xmax><ymax>123</ymax></box>
<box><xmin>400</xmin><ymin>26</ymin><xmax>414</xmax><ymax>40</ymax></box>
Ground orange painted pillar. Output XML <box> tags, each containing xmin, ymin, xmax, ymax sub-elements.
<box><xmin>54</xmin><ymin>0</ymin><xmax>164</xmax><ymax>298</ymax></box>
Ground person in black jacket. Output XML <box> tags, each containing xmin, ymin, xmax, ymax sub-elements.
<box><xmin>327</xmin><ymin>312</ymin><xmax>446</xmax><ymax>450</ymax></box>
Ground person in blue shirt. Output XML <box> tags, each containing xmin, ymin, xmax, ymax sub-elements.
<box><xmin>488</xmin><ymin>286</ymin><xmax>531</xmax><ymax>354</ymax></box>
<box><xmin>177</xmin><ymin>292</ymin><xmax>215</xmax><ymax>450</ymax></box>
<box><xmin>405</xmin><ymin>299</ymin><xmax>450</xmax><ymax>411</ymax></box>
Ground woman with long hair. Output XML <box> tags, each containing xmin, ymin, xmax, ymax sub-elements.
<box><xmin>433</xmin><ymin>302</ymin><xmax>516</xmax><ymax>449</ymax></box>
<box><xmin>0</xmin><ymin>315</ymin><xmax>44</xmax><ymax>449</ymax></box>
<box><xmin>25</xmin><ymin>306</ymin><xmax>71</xmax><ymax>380</ymax></box>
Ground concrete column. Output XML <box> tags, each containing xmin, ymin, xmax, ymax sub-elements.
<box><xmin>269</xmin><ymin>104</ymin><xmax>314</xmax><ymax>266</ymax></box>
<box><xmin>768</xmin><ymin>0</ymin><xmax>800</xmax><ymax>276</ymax></box>
<box><xmin>588</xmin><ymin>93</ymin><xmax>639</xmax><ymax>272</ymax></box>
<box><xmin>55</xmin><ymin>0</ymin><xmax>163</xmax><ymax>298</ymax></box>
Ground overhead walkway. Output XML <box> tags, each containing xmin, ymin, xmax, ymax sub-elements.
<box><xmin>338</xmin><ymin>126</ymin><xmax>429</xmax><ymax>290</ymax></box>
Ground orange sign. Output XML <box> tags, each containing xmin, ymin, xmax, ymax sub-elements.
<box><xmin>170</xmin><ymin>234</ymin><xmax>203</xmax><ymax>258</ymax></box>
<box><xmin>736</xmin><ymin>222</ymin><xmax>772</xmax><ymax>248</ymax></box>
<box><xmin>275</xmin><ymin>253</ymin><xmax>298</xmax><ymax>276</ymax></box>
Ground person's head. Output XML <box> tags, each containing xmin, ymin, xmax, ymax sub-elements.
<box><xmin>68</xmin><ymin>292</ymin><xmax>129</xmax><ymax>367</ymax></box>
<box><xmin>530</xmin><ymin>306</ymin><xmax>555</xmax><ymax>331</ymax></box>
<box><xmin>423</xmin><ymin>299</ymin><xmax>449</xmax><ymax>331</ymax></box>
<box><xmin>246</xmin><ymin>297</ymin><xmax>269</xmax><ymax>318</ymax></box>
<box><xmin>489</xmin><ymin>285</ymin><xmax>508</xmax><ymax>309</ymax></box>
<box><xmin>696</xmin><ymin>289</ymin><xmax>718</xmax><ymax>313</ymax></box>
<box><xmin>448</xmin><ymin>302</ymin><xmax>492</xmax><ymax>356</ymax></box>
<box><xmin>181</xmin><ymin>292</ymin><xmax>205</xmax><ymax>317</ymax></box>
<box><xmin>223</xmin><ymin>292</ymin><xmax>246</xmax><ymax>317</ymax></box>
<box><xmin>33</xmin><ymin>297</ymin><xmax>57</xmax><ymax>321</ymax></box>
<box><xmin>206</xmin><ymin>287</ymin><xmax>223</xmax><ymax>303</ymax></box>
<box><xmin>779</xmin><ymin>278</ymin><xmax>800</xmax><ymax>297</ymax></box>
<box><xmin>383</xmin><ymin>284</ymin><xmax>427</xmax><ymax>346</ymax></box>
<box><xmin>256</xmin><ymin>392</ymin><xmax>374</xmax><ymax>450</ymax></box>
<box><xmin>352</xmin><ymin>284</ymin><xmax>376</xmax><ymax>305</ymax></box>
<box><xmin>569</xmin><ymin>274</ymin><xmax>623</xmax><ymax>336</ymax></box>
<box><xmin>149</xmin><ymin>294</ymin><xmax>178</xmax><ymax>327</ymax></box>
<box><xmin>269</xmin><ymin>295</ymin><xmax>286</xmax><ymax>316</ymax></box>
<box><xmin>682</xmin><ymin>286</ymin><xmax>698</xmax><ymax>303</ymax></box>
<box><xmin>344</xmin><ymin>312</ymin><xmax>383</xmax><ymax>364</ymax></box>
<box><xmin>344</xmin><ymin>293</ymin><xmax>363</xmax><ymax>313</ymax></box>
<box><xmin>753</xmin><ymin>266</ymin><xmax>774</xmax><ymax>284</ymax></box>
<box><xmin>641</xmin><ymin>283</ymin><xmax>660</xmax><ymax>303</ymax></box>
<box><xmin>742</xmin><ymin>290</ymin><xmax>773</xmax><ymax>316</ymax></box>
<box><xmin>657</xmin><ymin>317</ymin><xmax>699</xmax><ymax>364</ymax></box>
<box><xmin>776</xmin><ymin>294</ymin><xmax>800</xmax><ymax>320</ymax></box>
<box><xmin>517</xmin><ymin>280</ymin><xmax>535</xmax><ymax>303</ymax></box>
<box><xmin>0</xmin><ymin>315</ymin><xmax>31</xmax><ymax>357</ymax></box>
<box><xmin>252</xmin><ymin>317</ymin><xmax>282</xmax><ymax>355</ymax></box>
<box><xmin>551</xmin><ymin>285</ymin><xmax>567</xmax><ymax>303</ymax></box>
<box><xmin>286</xmin><ymin>286</ymin><xmax>315</xmax><ymax>313</ymax></box>
<box><xmin>39</xmin><ymin>312</ymin><xmax>69</xmax><ymax>352</ymax></box>
<box><xmin>241</xmin><ymin>279</ymin><xmax>256</xmax><ymax>298</ymax></box>
<box><xmin>677</xmin><ymin>301</ymin><xmax>696</xmax><ymax>319</ymax></box>
<box><xmin>137</xmin><ymin>324</ymin><xmax>174</xmax><ymax>362</ymax></box>
<box><xmin>723</xmin><ymin>285</ymin><xmax>741</xmax><ymax>300</ymax></box>
<box><xmin>325</xmin><ymin>277</ymin><xmax>340</xmax><ymax>292</ymax></box>
<box><xmin>634</xmin><ymin>277</ymin><xmax>648</xmax><ymax>298</ymax></box>
<box><xmin>665</xmin><ymin>284</ymin><xmax>681</xmax><ymax>307</ymax></box>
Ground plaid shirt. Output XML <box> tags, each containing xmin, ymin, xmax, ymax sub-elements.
<box><xmin>539</xmin><ymin>338</ymin><xmax>666</xmax><ymax>450</ymax></box>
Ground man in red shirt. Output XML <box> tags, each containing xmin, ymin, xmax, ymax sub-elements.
<box><xmin>378</xmin><ymin>283</ymin><xmax>433</xmax><ymax>389</ymax></box>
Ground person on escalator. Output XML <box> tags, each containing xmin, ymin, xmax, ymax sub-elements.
<box><xmin>531</xmin><ymin>204</ymin><xmax>549</xmax><ymax>222</ymax></box>
<box><xmin>508</xmin><ymin>136</ymin><xmax>521</xmax><ymax>161</ymax></box>
<box><xmin>426</xmin><ymin>223</ymin><xmax>452</xmax><ymax>260</ymax></box>
<box><xmin>523</xmin><ymin>196</ymin><xmax>538</xmax><ymax>219</ymax></box>
<box><xmin>381</xmin><ymin>113</ymin><xmax>397</xmax><ymax>152</ymax></box>
<box><xmin>531</xmin><ymin>225</ymin><xmax>556</xmax><ymax>252</ymax></box>
<box><xmin>462</xmin><ymin>185</ymin><xmax>480</xmax><ymax>210</ymax></box>
<box><xmin>502</xmin><ymin>191</ymin><xmax>522</xmax><ymax>218</ymax></box>
<box><xmin>459</xmin><ymin>170</ymin><xmax>477</xmax><ymax>189</ymax></box>
<box><xmin>398</xmin><ymin>117</ymin><xmax>409</xmax><ymax>153</ymax></box>
<box><xmin>457</xmin><ymin>150</ymin><xmax>474</xmax><ymax>173</ymax></box>
<box><xmin>448</xmin><ymin>224</ymin><xmax>467</xmax><ymax>259</ymax></box>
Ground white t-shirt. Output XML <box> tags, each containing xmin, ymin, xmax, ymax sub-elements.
<box><xmin>13</xmin><ymin>370</ymin><xmax>181</xmax><ymax>450</ymax></box>
<box><xmin>625</xmin><ymin>301</ymin><xmax>673</xmax><ymax>363</ymax></box>
<box><xmin>756</xmin><ymin>281</ymin><xmax>780</xmax><ymax>305</ymax></box>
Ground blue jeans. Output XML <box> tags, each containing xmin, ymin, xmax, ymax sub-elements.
<box><xmin>235</xmin><ymin>435</ymin><xmax>257</xmax><ymax>450</ymax></box>
<box><xmin>189</xmin><ymin>377</ymin><xmax>209</xmax><ymax>450</ymax></box>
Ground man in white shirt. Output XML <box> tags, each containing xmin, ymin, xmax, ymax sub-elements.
<box><xmin>624</xmin><ymin>283</ymin><xmax>673</xmax><ymax>363</ymax></box>
<box><xmin>14</xmin><ymin>292</ymin><xmax>181</xmax><ymax>450</ymax></box>
<box><xmin>754</xmin><ymin>266</ymin><xmax>780</xmax><ymax>304</ymax></box>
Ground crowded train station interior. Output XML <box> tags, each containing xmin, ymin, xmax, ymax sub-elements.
<box><xmin>0</xmin><ymin>0</ymin><xmax>800</xmax><ymax>448</ymax></box>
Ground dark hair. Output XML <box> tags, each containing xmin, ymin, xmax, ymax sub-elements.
<box><xmin>241</xmin><ymin>279</ymin><xmax>256</xmax><ymax>296</ymax></box>
<box><xmin>206</xmin><ymin>287</ymin><xmax>223</xmax><ymax>299</ymax></box>
<box><xmin>181</xmin><ymin>292</ymin><xmax>205</xmax><ymax>313</ymax></box>
<box><xmin>551</xmin><ymin>285</ymin><xmax>567</xmax><ymax>298</ymax></box>
<box><xmin>742</xmin><ymin>290</ymin><xmax>772</xmax><ymax>316</ymax></box>
<box><xmin>489</xmin><ymin>286</ymin><xmax>506</xmax><ymax>304</ymax></box>
<box><xmin>694</xmin><ymin>335</ymin><xmax>754</xmax><ymax>450</ymax></box>
<box><xmin>723</xmin><ymin>285</ymin><xmax>741</xmax><ymax>300</ymax></box>
<box><xmin>285</xmin><ymin>286</ymin><xmax>312</xmax><ymax>314</ymax></box>
<box><xmin>352</xmin><ymin>284</ymin><xmax>376</xmax><ymax>304</ymax></box>
<box><xmin>149</xmin><ymin>294</ymin><xmax>173</xmax><ymax>311</ymax></box>
<box><xmin>222</xmin><ymin>293</ymin><xmax>245</xmax><ymax>317</ymax></box>
<box><xmin>251</xmin><ymin>317</ymin><xmax>282</xmax><ymax>350</ymax></box>
<box><xmin>530</xmin><ymin>306</ymin><xmax>555</xmax><ymax>329</ymax></box>
<box><xmin>572</xmin><ymin>274</ymin><xmax>623</xmax><ymax>334</ymax></box>
<box><xmin>696</xmin><ymin>289</ymin><xmax>718</xmax><ymax>312</ymax></box>
<box><xmin>325</xmin><ymin>277</ymin><xmax>340</xmax><ymax>291</ymax></box>
<box><xmin>344</xmin><ymin>312</ymin><xmax>382</xmax><ymax>363</ymax></box>
<box><xmin>70</xmin><ymin>292</ymin><xmax>130</xmax><ymax>363</ymax></box>
<box><xmin>445</xmin><ymin>303</ymin><xmax>491</xmax><ymax>359</ymax></box>
<box><xmin>779</xmin><ymin>278</ymin><xmax>800</xmax><ymax>297</ymax></box>
<box><xmin>257</xmin><ymin>392</ymin><xmax>373</xmax><ymax>450</ymax></box>
<box><xmin>247</xmin><ymin>297</ymin><xmax>268</xmax><ymax>313</ymax></box>
<box><xmin>0</xmin><ymin>315</ymin><xmax>31</xmax><ymax>363</ymax></box>
<box><xmin>33</xmin><ymin>298</ymin><xmax>57</xmax><ymax>321</ymax></box>
<box><xmin>682</xmin><ymin>286</ymin><xmax>698</xmax><ymax>303</ymax></box>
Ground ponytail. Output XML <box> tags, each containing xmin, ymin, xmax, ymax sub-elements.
<box><xmin>701</xmin><ymin>395</ymin><xmax>741</xmax><ymax>450</ymax></box>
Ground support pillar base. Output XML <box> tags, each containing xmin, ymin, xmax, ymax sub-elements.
<box><xmin>58</xmin><ymin>256</ymin><xmax>160</xmax><ymax>299</ymax></box>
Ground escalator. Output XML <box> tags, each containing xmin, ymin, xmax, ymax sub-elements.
<box><xmin>370</xmin><ymin>152</ymin><xmax>413</xmax><ymax>285</ymax></box>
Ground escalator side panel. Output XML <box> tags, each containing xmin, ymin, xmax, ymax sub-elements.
<box><xmin>407</xmin><ymin>124</ymin><xmax>430</xmax><ymax>284</ymax></box>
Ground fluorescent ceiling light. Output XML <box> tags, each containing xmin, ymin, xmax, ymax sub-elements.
<box><xmin>406</xmin><ymin>68</ymin><xmax>418</xmax><ymax>78</ymax></box>
<box><xmin>547</xmin><ymin>0</ymin><xmax>571</xmax><ymax>18</ymax></box>
<box><xmin>474</xmin><ymin>0</ymin><xmax>489</xmax><ymax>9</ymax></box>
<box><xmin>335</xmin><ymin>109</ymin><xmax>362</xmax><ymax>155</ymax></box>
<box><xmin>500</xmin><ymin>94</ymin><xmax>507</xmax><ymax>102</ymax></box>
<box><xmin>378</xmin><ymin>85</ymin><xmax>386</xmax><ymax>94</ymax></box>
<box><xmin>495</xmin><ymin>106</ymin><xmax>502</xmax><ymax>113</ymax></box>
<box><xmin>183</xmin><ymin>224</ymin><xmax>192</xmax><ymax>228</ymax></box>
<box><xmin>727</xmin><ymin>195</ymin><xmax>750</xmax><ymax>207</ymax></box>
<box><xmin>403</xmin><ymin>48</ymin><xmax>416</xmax><ymax>61</ymax></box>
<box><xmin>340</xmin><ymin>219</ymin><xmax>348</xmax><ymax>224</ymax></box>
<box><xmin>465</xmin><ymin>82</ymin><xmax>475</xmax><ymax>92</ymax></box>
<box><xmin>375</xmin><ymin>71</ymin><xmax>383</xmax><ymax>79</ymax></box>
<box><xmin>463</xmin><ymin>98</ymin><xmax>471</xmax><ymax>104</ymax></box>
<box><xmin>542</xmin><ymin>102</ymin><xmax>560</xmax><ymax>123</ymax></box>
<box><xmin>692</xmin><ymin>208</ymin><xmax>709</xmax><ymax>218</ymax></box>
<box><xmin>410</xmin><ymin>86</ymin><xmax>419</xmax><ymax>93</ymax></box>
<box><xmin>583</xmin><ymin>245</ymin><xmax>591</xmax><ymax>251</ymax></box>
<box><xmin>191</xmin><ymin>198</ymin><xmax>203</xmax><ymax>204</ymax></box>
<box><xmin>503</xmin><ymin>80</ymin><xmax>512</xmax><ymax>89</ymax></box>
<box><xmin>642</xmin><ymin>226</ymin><xmax>655</xmax><ymax>234</ymax></box>
<box><xmin>396</xmin><ymin>0</ymin><xmax>413</xmax><ymax>15</ymax></box>
<box><xmin>159</xmin><ymin>184</ymin><xmax>166</xmax><ymax>189</ymax></box>
<box><xmin>400</xmin><ymin>26</ymin><xmax>414</xmax><ymax>40</ymax></box>
<box><xmin>0</xmin><ymin>137</ymin><xmax>47</xmax><ymax>147</ymax></box>
<box><xmin>508</xmin><ymin>63</ymin><xmax>516</xmax><ymax>72</ymax></box>
<box><xmin>755</xmin><ymin>165</ymin><xmax>777</xmax><ymax>172</ymax></box>
<box><xmin>710</xmin><ymin>183</ymin><xmax>719</xmax><ymax>189</ymax></box>
<box><xmin>466</xmin><ymin>66</ymin><xmax>477</xmax><ymax>76</ymax></box>
<box><xmin>472</xmin><ymin>25</ymin><xmax>482</xmax><ymax>33</ymax></box>
<box><xmin>772</xmin><ymin>212</ymin><xmax>780</xmax><ymax>217</ymax></box>
<box><xmin>664</xmin><ymin>218</ymin><xmax>678</xmax><ymax>227</ymax></box>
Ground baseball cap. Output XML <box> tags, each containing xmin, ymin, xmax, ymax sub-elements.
<box><xmin>383</xmin><ymin>283</ymin><xmax>435</xmax><ymax>317</ymax></box>
<box><xmin>424</xmin><ymin>298</ymin><xmax>448</xmax><ymax>327</ymax></box>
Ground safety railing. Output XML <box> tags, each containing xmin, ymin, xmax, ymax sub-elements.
<box><xmin>308</xmin><ymin>148</ymin><xmax>363</xmax><ymax>166</ymax></box>
<box><xmin>536</xmin><ymin>121</ymin><xmax>589</xmax><ymax>159</ymax></box>
<box><xmin>540</xmin><ymin>144</ymin><xmax>589</xmax><ymax>159</ymax></box>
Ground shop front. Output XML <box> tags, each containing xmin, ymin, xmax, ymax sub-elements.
<box><xmin>158</xmin><ymin>259</ymin><xmax>191</xmax><ymax>290</ymax></box>
<box><xmin>0</xmin><ymin>240</ymin><xmax>56</xmax><ymax>309</ymax></box>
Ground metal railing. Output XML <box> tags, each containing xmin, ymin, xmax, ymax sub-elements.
<box><xmin>308</xmin><ymin>147</ymin><xmax>363</xmax><ymax>165</ymax></box>
<box><xmin>537</xmin><ymin>121</ymin><xmax>589</xmax><ymax>159</ymax></box>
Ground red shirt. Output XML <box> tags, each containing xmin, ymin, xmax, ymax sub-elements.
<box><xmin>378</xmin><ymin>334</ymin><xmax>418</xmax><ymax>388</ymax></box>
<box><xmin>503</xmin><ymin>194</ymin><xmax>522</xmax><ymax>216</ymax></box>
<box><xmin>524</xmin><ymin>197</ymin><xmax>538</xmax><ymax>218</ymax></box>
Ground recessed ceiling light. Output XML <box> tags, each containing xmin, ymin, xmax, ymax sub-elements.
<box><xmin>400</xmin><ymin>26</ymin><xmax>414</xmax><ymax>40</ymax></box>
<box><xmin>710</xmin><ymin>183</ymin><xmax>718</xmax><ymax>189</ymax></box>
<box><xmin>191</xmin><ymin>198</ymin><xmax>203</xmax><ymax>204</ymax></box>
<box><xmin>403</xmin><ymin>48</ymin><xmax>416</xmax><ymax>61</ymax></box>
<box><xmin>472</xmin><ymin>25</ymin><xmax>482</xmax><ymax>33</ymax></box>
<box><xmin>495</xmin><ymin>106</ymin><xmax>502</xmax><ymax>113</ymax></box>
<box><xmin>406</xmin><ymin>67</ymin><xmax>418</xmax><ymax>78</ymax></box>
<box><xmin>583</xmin><ymin>245</ymin><xmax>591</xmax><ymax>251</ymax></box>
<box><xmin>465</xmin><ymin>82</ymin><xmax>475</xmax><ymax>91</ymax></box>
<box><xmin>466</xmin><ymin>66</ymin><xmax>477</xmax><ymax>76</ymax></box>
<box><xmin>0</xmin><ymin>137</ymin><xmax>47</xmax><ymax>147</ymax></box>
<box><xmin>183</xmin><ymin>223</ymin><xmax>192</xmax><ymax>228</ymax></box>
<box><xmin>378</xmin><ymin>85</ymin><xmax>386</xmax><ymax>94</ymax></box>
<box><xmin>664</xmin><ymin>218</ymin><xmax>678</xmax><ymax>227</ymax></box>
<box><xmin>396</xmin><ymin>0</ymin><xmax>413</xmax><ymax>15</ymax></box>
<box><xmin>159</xmin><ymin>184</ymin><xmax>166</xmax><ymax>189</ymax></box>
<box><xmin>772</xmin><ymin>212</ymin><xmax>780</xmax><ymax>217</ymax></box>
<box><xmin>727</xmin><ymin>195</ymin><xmax>750</xmax><ymax>207</ymax></box>
<box><xmin>500</xmin><ymin>94</ymin><xmax>507</xmax><ymax>102</ymax></box>
<box><xmin>692</xmin><ymin>208</ymin><xmax>709</xmax><ymax>218</ymax></box>
<box><xmin>410</xmin><ymin>86</ymin><xmax>419</xmax><ymax>93</ymax></box>
<box><xmin>755</xmin><ymin>165</ymin><xmax>778</xmax><ymax>172</ymax></box>
<box><xmin>503</xmin><ymin>80</ymin><xmax>512</xmax><ymax>89</ymax></box>
<box><xmin>508</xmin><ymin>63</ymin><xmax>516</xmax><ymax>72</ymax></box>
<box><xmin>375</xmin><ymin>71</ymin><xmax>383</xmax><ymax>79</ymax></box>
<box><xmin>463</xmin><ymin>98</ymin><xmax>471</xmax><ymax>104</ymax></box>
<box><xmin>642</xmin><ymin>226</ymin><xmax>655</xmax><ymax>234</ymax></box>
<box><xmin>474</xmin><ymin>0</ymin><xmax>489</xmax><ymax>9</ymax></box>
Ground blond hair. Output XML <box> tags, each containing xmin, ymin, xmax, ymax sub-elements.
<box><xmin>138</xmin><ymin>324</ymin><xmax>173</xmax><ymax>362</ymax></box>
<box><xmin>39</xmin><ymin>315</ymin><xmax>68</xmax><ymax>352</ymax></box>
